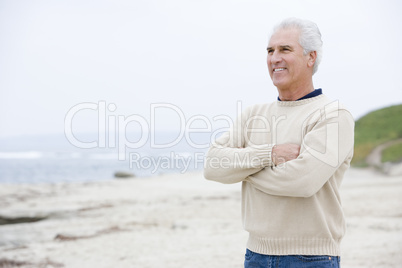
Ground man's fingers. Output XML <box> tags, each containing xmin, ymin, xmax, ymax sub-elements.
<box><xmin>272</xmin><ymin>143</ymin><xmax>301</xmax><ymax>165</ymax></box>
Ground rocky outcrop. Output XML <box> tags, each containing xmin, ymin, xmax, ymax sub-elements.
<box><xmin>114</xmin><ymin>171</ymin><xmax>136</xmax><ymax>178</ymax></box>
<box><xmin>54</xmin><ymin>226</ymin><xmax>124</xmax><ymax>241</ymax></box>
<box><xmin>0</xmin><ymin>215</ymin><xmax>47</xmax><ymax>225</ymax></box>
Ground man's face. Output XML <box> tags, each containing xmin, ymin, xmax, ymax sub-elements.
<box><xmin>267</xmin><ymin>28</ymin><xmax>313</xmax><ymax>91</ymax></box>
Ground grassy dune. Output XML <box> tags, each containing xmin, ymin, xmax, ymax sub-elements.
<box><xmin>352</xmin><ymin>104</ymin><xmax>402</xmax><ymax>166</ymax></box>
<box><xmin>382</xmin><ymin>142</ymin><xmax>402</xmax><ymax>163</ymax></box>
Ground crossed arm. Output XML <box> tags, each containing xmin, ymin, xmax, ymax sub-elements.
<box><xmin>204</xmin><ymin>109</ymin><xmax>354</xmax><ymax>197</ymax></box>
<box><xmin>203</xmin><ymin>133</ymin><xmax>300</xmax><ymax>183</ymax></box>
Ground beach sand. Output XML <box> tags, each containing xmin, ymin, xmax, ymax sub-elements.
<box><xmin>0</xmin><ymin>168</ymin><xmax>401</xmax><ymax>267</ymax></box>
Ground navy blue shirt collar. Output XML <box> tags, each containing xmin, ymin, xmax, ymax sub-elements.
<box><xmin>277</xmin><ymin>88</ymin><xmax>322</xmax><ymax>101</ymax></box>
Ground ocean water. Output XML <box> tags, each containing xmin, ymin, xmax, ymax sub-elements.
<box><xmin>0</xmin><ymin>132</ymin><xmax>210</xmax><ymax>184</ymax></box>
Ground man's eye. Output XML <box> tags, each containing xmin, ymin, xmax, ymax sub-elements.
<box><xmin>267</xmin><ymin>49</ymin><xmax>274</xmax><ymax>54</ymax></box>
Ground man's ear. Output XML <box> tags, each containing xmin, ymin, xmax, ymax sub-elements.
<box><xmin>307</xmin><ymin>51</ymin><xmax>317</xmax><ymax>68</ymax></box>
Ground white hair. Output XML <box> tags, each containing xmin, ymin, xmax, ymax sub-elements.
<box><xmin>271</xmin><ymin>18</ymin><xmax>323</xmax><ymax>75</ymax></box>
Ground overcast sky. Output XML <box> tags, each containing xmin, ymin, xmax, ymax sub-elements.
<box><xmin>1</xmin><ymin>0</ymin><xmax>401</xmax><ymax>138</ymax></box>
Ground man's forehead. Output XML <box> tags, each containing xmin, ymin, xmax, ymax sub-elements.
<box><xmin>268</xmin><ymin>28</ymin><xmax>300</xmax><ymax>47</ymax></box>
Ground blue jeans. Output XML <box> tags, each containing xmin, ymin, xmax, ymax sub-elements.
<box><xmin>244</xmin><ymin>249</ymin><xmax>340</xmax><ymax>268</ymax></box>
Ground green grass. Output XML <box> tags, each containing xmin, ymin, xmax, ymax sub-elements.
<box><xmin>382</xmin><ymin>142</ymin><xmax>402</xmax><ymax>163</ymax></box>
<box><xmin>352</xmin><ymin>104</ymin><xmax>402</xmax><ymax>166</ymax></box>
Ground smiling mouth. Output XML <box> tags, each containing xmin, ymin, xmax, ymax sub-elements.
<box><xmin>273</xmin><ymin>68</ymin><xmax>286</xmax><ymax>73</ymax></box>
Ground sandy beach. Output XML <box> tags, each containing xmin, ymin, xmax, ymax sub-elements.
<box><xmin>0</xmin><ymin>168</ymin><xmax>401</xmax><ymax>268</ymax></box>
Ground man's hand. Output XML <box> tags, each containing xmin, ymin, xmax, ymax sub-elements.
<box><xmin>272</xmin><ymin>144</ymin><xmax>300</xmax><ymax>166</ymax></box>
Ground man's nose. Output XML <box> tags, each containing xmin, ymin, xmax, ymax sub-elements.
<box><xmin>270</xmin><ymin>51</ymin><xmax>282</xmax><ymax>64</ymax></box>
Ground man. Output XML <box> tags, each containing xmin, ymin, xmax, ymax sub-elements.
<box><xmin>204</xmin><ymin>18</ymin><xmax>354</xmax><ymax>268</ymax></box>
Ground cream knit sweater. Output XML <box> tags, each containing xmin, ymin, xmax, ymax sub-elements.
<box><xmin>204</xmin><ymin>94</ymin><xmax>354</xmax><ymax>256</ymax></box>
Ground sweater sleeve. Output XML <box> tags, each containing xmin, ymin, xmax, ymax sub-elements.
<box><xmin>245</xmin><ymin>109</ymin><xmax>354</xmax><ymax>197</ymax></box>
<box><xmin>204</xmin><ymin>106</ymin><xmax>274</xmax><ymax>184</ymax></box>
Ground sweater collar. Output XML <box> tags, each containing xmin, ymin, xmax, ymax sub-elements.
<box><xmin>277</xmin><ymin>88</ymin><xmax>322</xmax><ymax>101</ymax></box>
